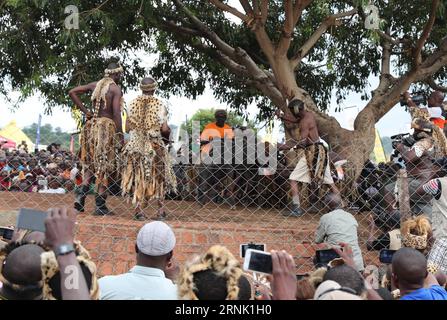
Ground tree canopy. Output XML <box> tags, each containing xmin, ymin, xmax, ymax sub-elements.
<box><xmin>22</xmin><ymin>123</ymin><xmax>77</xmax><ymax>150</ymax></box>
<box><xmin>2</xmin><ymin>0</ymin><xmax>446</xmax><ymax>119</ymax></box>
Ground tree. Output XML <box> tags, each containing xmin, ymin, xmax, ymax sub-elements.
<box><xmin>1</xmin><ymin>0</ymin><xmax>447</xmax><ymax>188</ymax></box>
<box><xmin>22</xmin><ymin>123</ymin><xmax>77</xmax><ymax>150</ymax></box>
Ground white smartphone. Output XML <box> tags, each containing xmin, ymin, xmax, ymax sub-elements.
<box><xmin>243</xmin><ymin>249</ymin><xmax>273</xmax><ymax>275</ymax></box>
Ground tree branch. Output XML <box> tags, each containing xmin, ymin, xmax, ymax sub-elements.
<box><xmin>377</xmin><ymin>31</ymin><xmax>411</xmax><ymax>46</ymax></box>
<box><xmin>209</xmin><ymin>0</ymin><xmax>248</xmax><ymax>22</ymax></box>
<box><xmin>260</xmin><ymin>0</ymin><xmax>268</xmax><ymax>25</ymax></box>
<box><xmin>413</xmin><ymin>0</ymin><xmax>440</xmax><ymax>66</ymax></box>
<box><xmin>290</xmin><ymin>8</ymin><xmax>357</xmax><ymax>70</ymax></box>
<box><xmin>276</xmin><ymin>0</ymin><xmax>294</xmax><ymax>56</ymax></box>
<box><xmin>426</xmin><ymin>77</ymin><xmax>447</xmax><ymax>92</ymax></box>
<box><xmin>173</xmin><ymin>0</ymin><xmax>235</xmax><ymax>58</ymax></box>
<box><xmin>293</xmin><ymin>0</ymin><xmax>313</xmax><ymax>24</ymax></box>
<box><xmin>239</xmin><ymin>0</ymin><xmax>253</xmax><ymax>14</ymax></box>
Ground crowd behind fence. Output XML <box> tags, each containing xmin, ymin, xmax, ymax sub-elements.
<box><xmin>1</xmin><ymin>125</ymin><xmax>447</xmax><ymax>300</ymax></box>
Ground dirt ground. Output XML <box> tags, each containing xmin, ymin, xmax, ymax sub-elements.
<box><xmin>0</xmin><ymin>191</ymin><xmax>379</xmax><ymax>275</ymax></box>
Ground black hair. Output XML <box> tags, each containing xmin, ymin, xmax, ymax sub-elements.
<box><xmin>192</xmin><ymin>270</ymin><xmax>251</xmax><ymax>300</ymax></box>
<box><xmin>288</xmin><ymin>99</ymin><xmax>304</xmax><ymax>111</ymax></box>
<box><xmin>323</xmin><ymin>265</ymin><xmax>365</xmax><ymax>296</ymax></box>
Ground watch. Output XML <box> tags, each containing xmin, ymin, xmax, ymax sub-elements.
<box><xmin>54</xmin><ymin>243</ymin><xmax>75</xmax><ymax>257</ymax></box>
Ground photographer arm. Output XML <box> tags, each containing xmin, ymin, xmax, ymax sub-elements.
<box><xmin>333</xmin><ymin>243</ymin><xmax>383</xmax><ymax>300</ymax></box>
<box><xmin>45</xmin><ymin>207</ymin><xmax>90</xmax><ymax>300</ymax></box>
<box><xmin>395</xmin><ymin>143</ymin><xmax>418</xmax><ymax>164</ymax></box>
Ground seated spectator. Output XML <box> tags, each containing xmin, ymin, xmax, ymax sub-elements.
<box><xmin>315</xmin><ymin>193</ymin><xmax>364</xmax><ymax>271</ymax></box>
<box><xmin>39</xmin><ymin>177</ymin><xmax>66</xmax><ymax>194</ymax></box>
<box><xmin>392</xmin><ymin>247</ymin><xmax>447</xmax><ymax>300</ymax></box>
<box><xmin>98</xmin><ymin>221</ymin><xmax>178</xmax><ymax>300</ymax></box>
<box><xmin>46</xmin><ymin>163</ymin><xmax>60</xmax><ymax>177</ymax></box>
<box><xmin>366</xmin><ymin>210</ymin><xmax>401</xmax><ymax>251</ymax></box>
<box><xmin>0</xmin><ymin>243</ymin><xmax>45</xmax><ymax>300</ymax></box>
<box><xmin>178</xmin><ymin>245</ymin><xmax>251</xmax><ymax>300</ymax></box>
<box><xmin>0</xmin><ymin>170</ymin><xmax>10</xmax><ymax>190</ymax></box>
<box><xmin>64</xmin><ymin>180</ymin><xmax>75</xmax><ymax>192</ymax></box>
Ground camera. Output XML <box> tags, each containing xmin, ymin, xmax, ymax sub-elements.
<box><xmin>400</xmin><ymin>92</ymin><xmax>426</xmax><ymax>106</ymax></box>
<box><xmin>390</xmin><ymin>133</ymin><xmax>416</xmax><ymax>168</ymax></box>
<box><xmin>390</xmin><ymin>133</ymin><xmax>416</xmax><ymax>148</ymax></box>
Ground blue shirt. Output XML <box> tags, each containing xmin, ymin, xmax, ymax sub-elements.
<box><xmin>98</xmin><ymin>266</ymin><xmax>178</xmax><ymax>300</ymax></box>
<box><xmin>400</xmin><ymin>285</ymin><xmax>447</xmax><ymax>300</ymax></box>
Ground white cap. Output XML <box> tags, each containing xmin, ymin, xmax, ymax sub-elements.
<box><xmin>136</xmin><ymin>221</ymin><xmax>176</xmax><ymax>256</ymax></box>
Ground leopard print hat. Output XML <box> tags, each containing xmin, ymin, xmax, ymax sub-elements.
<box><xmin>177</xmin><ymin>245</ymin><xmax>243</xmax><ymax>300</ymax></box>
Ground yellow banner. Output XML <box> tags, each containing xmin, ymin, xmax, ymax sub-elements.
<box><xmin>373</xmin><ymin>129</ymin><xmax>387</xmax><ymax>163</ymax></box>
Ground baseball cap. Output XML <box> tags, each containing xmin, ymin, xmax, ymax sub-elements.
<box><xmin>314</xmin><ymin>280</ymin><xmax>361</xmax><ymax>300</ymax></box>
<box><xmin>136</xmin><ymin>221</ymin><xmax>176</xmax><ymax>256</ymax></box>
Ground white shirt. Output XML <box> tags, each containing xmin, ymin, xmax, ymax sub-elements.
<box><xmin>70</xmin><ymin>167</ymin><xmax>79</xmax><ymax>181</ymax></box>
<box><xmin>38</xmin><ymin>188</ymin><xmax>66</xmax><ymax>194</ymax></box>
<box><xmin>98</xmin><ymin>266</ymin><xmax>178</xmax><ymax>300</ymax></box>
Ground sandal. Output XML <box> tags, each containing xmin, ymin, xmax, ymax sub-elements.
<box><xmin>133</xmin><ymin>212</ymin><xmax>147</xmax><ymax>221</ymax></box>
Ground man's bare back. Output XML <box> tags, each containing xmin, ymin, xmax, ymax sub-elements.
<box><xmin>69</xmin><ymin>81</ymin><xmax>123</xmax><ymax>134</ymax></box>
<box><xmin>299</xmin><ymin>110</ymin><xmax>320</xmax><ymax>145</ymax></box>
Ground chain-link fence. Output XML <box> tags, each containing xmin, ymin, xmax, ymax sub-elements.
<box><xmin>0</xmin><ymin>122</ymin><xmax>439</xmax><ymax>277</ymax></box>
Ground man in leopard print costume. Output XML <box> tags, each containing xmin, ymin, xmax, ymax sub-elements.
<box><xmin>121</xmin><ymin>77</ymin><xmax>177</xmax><ymax>220</ymax></box>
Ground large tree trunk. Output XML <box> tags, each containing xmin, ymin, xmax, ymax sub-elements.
<box><xmin>271</xmin><ymin>58</ymin><xmax>376</xmax><ymax>197</ymax></box>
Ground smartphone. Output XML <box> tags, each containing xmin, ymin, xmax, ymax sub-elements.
<box><xmin>379</xmin><ymin>249</ymin><xmax>396</xmax><ymax>264</ymax></box>
<box><xmin>243</xmin><ymin>249</ymin><xmax>273</xmax><ymax>275</ymax></box>
<box><xmin>0</xmin><ymin>227</ymin><xmax>14</xmax><ymax>240</ymax></box>
<box><xmin>315</xmin><ymin>249</ymin><xmax>340</xmax><ymax>265</ymax></box>
<box><xmin>240</xmin><ymin>243</ymin><xmax>266</xmax><ymax>258</ymax></box>
<box><xmin>16</xmin><ymin>208</ymin><xmax>48</xmax><ymax>232</ymax></box>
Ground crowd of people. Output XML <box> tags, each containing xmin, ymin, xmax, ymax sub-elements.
<box><xmin>1</xmin><ymin>199</ymin><xmax>446</xmax><ymax>300</ymax></box>
<box><xmin>1</xmin><ymin>61</ymin><xmax>447</xmax><ymax>300</ymax></box>
<box><xmin>0</xmin><ymin>142</ymin><xmax>82</xmax><ymax>194</ymax></box>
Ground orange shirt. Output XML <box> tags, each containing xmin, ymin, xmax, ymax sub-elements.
<box><xmin>431</xmin><ymin>118</ymin><xmax>446</xmax><ymax>129</ymax></box>
<box><xmin>200</xmin><ymin>122</ymin><xmax>234</xmax><ymax>154</ymax></box>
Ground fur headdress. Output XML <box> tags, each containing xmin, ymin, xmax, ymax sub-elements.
<box><xmin>401</xmin><ymin>215</ymin><xmax>431</xmax><ymax>250</ymax></box>
<box><xmin>177</xmin><ymin>245</ymin><xmax>243</xmax><ymax>300</ymax></box>
<box><xmin>140</xmin><ymin>77</ymin><xmax>158</xmax><ymax>91</ymax></box>
<box><xmin>104</xmin><ymin>64</ymin><xmax>124</xmax><ymax>77</ymax></box>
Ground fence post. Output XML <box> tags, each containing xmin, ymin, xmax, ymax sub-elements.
<box><xmin>397</xmin><ymin>168</ymin><xmax>411</xmax><ymax>223</ymax></box>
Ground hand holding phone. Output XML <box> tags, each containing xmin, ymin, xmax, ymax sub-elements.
<box><xmin>243</xmin><ymin>249</ymin><xmax>272</xmax><ymax>275</ymax></box>
<box><xmin>315</xmin><ymin>249</ymin><xmax>340</xmax><ymax>265</ymax></box>
<box><xmin>0</xmin><ymin>227</ymin><xmax>14</xmax><ymax>240</ymax></box>
<box><xmin>379</xmin><ymin>249</ymin><xmax>396</xmax><ymax>264</ymax></box>
<box><xmin>240</xmin><ymin>243</ymin><xmax>265</xmax><ymax>258</ymax></box>
<box><xmin>269</xmin><ymin>250</ymin><xmax>297</xmax><ymax>300</ymax></box>
<box><xmin>44</xmin><ymin>207</ymin><xmax>76</xmax><ymax>250</ymax></box>
<box><xmin>16</xmin><ymin>208</ymin><xmax>48</xmax><ymax>232</ymax></box>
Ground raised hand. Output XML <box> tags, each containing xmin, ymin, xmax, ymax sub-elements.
<box><xmin>268</xmin><ymin>250</ymin><xmax>297</xmax><ymax>300</ymax></box>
